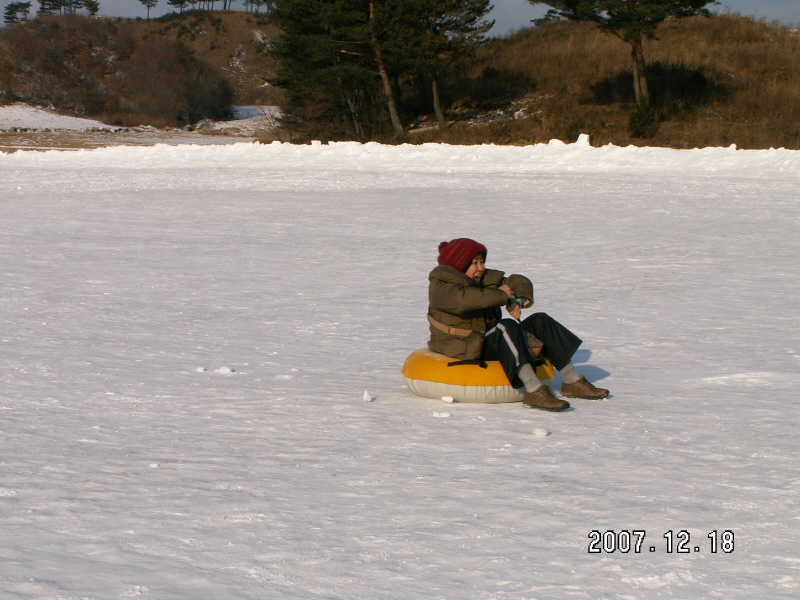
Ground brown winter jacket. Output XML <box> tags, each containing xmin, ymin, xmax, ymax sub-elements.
<box><xmin>427</xmin><ymin>266</ymin><xmax>534</xmax><ymax>360</ymax></box>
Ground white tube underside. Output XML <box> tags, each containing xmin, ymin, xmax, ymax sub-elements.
<box><xmin>405</xmin><ymin>378</ymin><xmax>524</xmax><ymax>404</ymax></box>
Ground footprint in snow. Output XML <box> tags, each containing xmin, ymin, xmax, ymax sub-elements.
<box><xmin>433</xmin><ymin>411</ymin><xmax>451</xmax><ymax>418</ymax></box>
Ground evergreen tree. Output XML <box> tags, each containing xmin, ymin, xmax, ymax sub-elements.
<box><xmin>368</xmin><ymin>0</ymin><xmax>405</xmax><ymax>136</ymax></box>
<box><xmin>36</xmin><ymin>0</ymin><xmax>62</xmax><ymax>16</ymax></box>
<box><xmin>530</xmin><ymin>1</ymin><xmax>713</xmax><ymax>105</ymax></box>
<box><xmin>382</xmin><ymin>0</ymin><xmax>493</xmax><ymax>129</ymax></box>
<box><xmin>83</xmin><ymin>0</ymin><xmax>100</xmax><ymax>15</ymax></box>
<box><xmin>167</xmin><ymin>0</ymin><xmax>188</xmax><ymax>12</ymax></box>
<box><xmin>244</xmin><ymin>0</ymin><xmax>274</xmax><ymax>13</ymax></box>
<box><xmin>270</xmin><ymin>0</ymin><xmax>387</xmax><ymax>141</ymax></box>
<box><xmin>62</xmin><ymin>0</ymin><xmax>85</xmax><ymax>14</ymax></box>
<box><xmin>3</xmin><ymin>1</ymin><xmax>31</xmax><ymax>25</ymax></box>
<box><xmin>138</xmin><ymin>0</ymin><xmax>158</xmax><ymax>20</ymax></box>
<box><xmin>270</xmin><ymin>0</ymin><xmax>493</xmax><ymax>139</ymax></box>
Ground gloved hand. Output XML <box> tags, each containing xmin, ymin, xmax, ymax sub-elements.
<box><xmin>505</xmin><ymin>274</ymin><xmax>534</xmax><ymax>308</ymax></box>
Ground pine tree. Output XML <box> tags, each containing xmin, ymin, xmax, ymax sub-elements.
<box><xmin>167</xmin><ymin>0</ymin><xmax>188</xmax><ymax>12</ymax></box>
<box><xmin>530</xmin><ymin>1</ymin><xmax>713</xmax><ymax>105</ymax></box>
<box><xmin>270</xmin><ymin>0</ymin><xmax>493</xmax><ymax>139</ymax></box>
<box><xmin>36</xmin><ymin>0</ymin><xmax>62</xmax><ymax>16</ymax></box>
<box><xmin>138</xmin><ymin>0</ymin><xmax>158</xmax><ymax>20</ymax></box>
<box><xmin>369</xmin><ymin>0</ymin><xmax>405</xmax><ymax>137</ymax></box>
<box><xmin>83</xmin><ymin>0</ymin><xmax>100</xmax><ymax>15</ymax></box>
<box><xmin>3</xmin><ymin>1</ymin><xmax>31</xmax><ymax>25</ymax></box>
<box><xmin>389</xmin><ymin>0</ymin><xmax>493</xmax><ymax>129</ymax></box>
<box><xmin>270</xmin><ymin>0</ymin><xmax>388</xmax><ymax>141</ymax></box>
<box><xmin>62</xmin><ymin>0</ymin><xmax>85</xmax><ymax>14</ymax></box>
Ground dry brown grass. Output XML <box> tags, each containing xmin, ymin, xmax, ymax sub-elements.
<box><xmin>0</xmin><ymin>15</ymin><xmax>234</xmax><ymax>127</ymax></box>
<box><xmin>416</xmin><ymin>14</ymin><xmax>800</xmax><ymax>149</ymax></box>
<box><xmin>0</xmin><ymin>12</ymin><xmax>283</xmax><ymax>127</ymax></box>
<box><xmin>133</xmin><ymin>11</ymin><xmax>283</xmax><ymax>106</ymax></box>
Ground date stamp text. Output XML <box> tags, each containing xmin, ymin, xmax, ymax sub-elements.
<box><xmin>588</xmin><ymin>530</ymin><xmax>734</xmax><ymax>554</ymax></box>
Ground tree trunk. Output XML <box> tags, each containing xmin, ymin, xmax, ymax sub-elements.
<box><xmin>369</xmin><ymin>1</ymin><xmax>405</xmax><ymax>139</ymax></box>
<box><xmin>432</xmin><ymin>76</ymin><xmax>447</xmax><ymax>130</ymax></box>
<box><xmin>374</xmin><ymin>45</ymin><xmax>405</xmax><ymax>139</ymax></box>
<box><xmin>344</xmin><ymin>94</ymin><xmax>366</xmax><ymax>142</ymax></box>
<box><xmin>630</xmin><ymin>37</ymin><xmax>649</xmax><ymax>105</ymax></box>
<box><xmin>390</xmin><ymin>75</ymin><xmax>402</xmax><ymax>114</ymax></box>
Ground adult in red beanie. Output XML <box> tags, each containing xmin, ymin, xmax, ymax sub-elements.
<box><xmin>427</xmin><ymin>238</ymin><xmax>609</xmax><ymax>411</ymax></box>
<box><xmin>437</xmin><ymin>238</ymin><xmax>488</xmax><ymax>273</ymax></box>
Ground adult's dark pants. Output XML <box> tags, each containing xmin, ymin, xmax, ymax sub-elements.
<box><xmin>483</xmin><ymin>312</ymin><xmax>582</xmax><ymax>387</ymax></box>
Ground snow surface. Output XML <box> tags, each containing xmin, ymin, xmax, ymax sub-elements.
<box><xmin>231</xmin><ymin>106</ymin><xmax>280</xmax><ymax>122</ymax></box>
<box><xmin>0</xmin><ymin>104</ymin><xmax>278</xmax><ymax>152</ymax></box>
<box><xmin>200</xmin><ymin>106</ymin><xmax>280</xmax><ymax>136</ymax></box>
<box><xmin>1</xmin><ymin>137</ymin><xmax>799</xmax><ymax>599</ymax></box>
<box><xmin>0</xmin><ymin>103</ymin><xmax>117</xmax><ymax>131</ymax></box>
<box><xmin>0</xmin><ymin>103</ymin><xmax>278</xmax><ymax>134</ymax></box>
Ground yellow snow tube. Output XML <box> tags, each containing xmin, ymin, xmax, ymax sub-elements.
<box><xmin>401</xmin><ymin>348</ymin><xmax>555</xmax><ymax>404</ymax></box>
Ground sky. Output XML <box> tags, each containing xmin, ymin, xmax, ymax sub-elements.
<box><xmin>7</xmin><ymin>1</ymin><xmax>800</xmax><ymax>36</ymax></box>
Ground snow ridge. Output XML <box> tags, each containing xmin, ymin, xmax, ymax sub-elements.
<box><xmin>3</xmin><ymin>136</ymin><xmax>800</xmax><ymax>178</ymax></box>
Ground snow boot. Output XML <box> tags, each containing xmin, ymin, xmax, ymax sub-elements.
<box><xmin>560</xmin><ymin>376</ymin><xmax>609</xmax><ymax>400</ymax></box>
<box><xmin>523</xmin><ymin>385</ymin><xmax>570</xmax><ymax>412</ymax></box>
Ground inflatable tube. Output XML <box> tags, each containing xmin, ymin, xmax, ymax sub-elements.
<box><xmin>401</xmin><ymin>348</ymin><xmax>555</xmax><ymax>404</ymax></box>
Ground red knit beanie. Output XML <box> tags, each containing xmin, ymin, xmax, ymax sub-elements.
<box><xmin>437</xmin><ymin>238</ymin><xmax>487</xmax><ymax>273</ymax></box>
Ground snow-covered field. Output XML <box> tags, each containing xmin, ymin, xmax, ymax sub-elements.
<box><xmin>1</xmin><ymin>137</ymin><xmax>799</xmax><ymax>599</ymax></box>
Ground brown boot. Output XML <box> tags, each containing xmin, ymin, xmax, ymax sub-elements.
<box><xmin>523</xmin><ymin>385</ymin><xmax>570</xmax><ymax>412</ymax></box>
<box><xmin>560</xmin><ymin>376</ymin><xmax>609</xmax><ymax>400</ymax></box>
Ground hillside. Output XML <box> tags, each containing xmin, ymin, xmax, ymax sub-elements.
<box><xmin>1</xmin><ymin>11</ymin><xmax>799</xmax><ymax>148</ymax></box>
<box><xmin>0</xmin><ymin>11</ymin><xmax>281</xmax><ymax>127</ymax></box>
<box><xmin>132</xmin><ymin>11</ymin><xmax>282</xmax><ymax>106</ymax></box>
<box><xmin>416</xmin><ymin>14</ymin><xmax>800</xmax><ymax>149</ymax></box>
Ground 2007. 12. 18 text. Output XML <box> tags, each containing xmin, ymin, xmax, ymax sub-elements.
<box><xmin>588</xmin><ymin>530</ymin><xmax>734</xmax><ymax>554</ymax></box>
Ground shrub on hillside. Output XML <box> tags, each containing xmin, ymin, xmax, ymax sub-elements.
<box><xmin>628</xmin><ymin>103</ymin><xmax>660</xmax><ymax>138</ymax></box>
<box><xmin>448</xmin><ymin>66</ymin><xmax>536</xmax><ymax>110</ymax></box>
